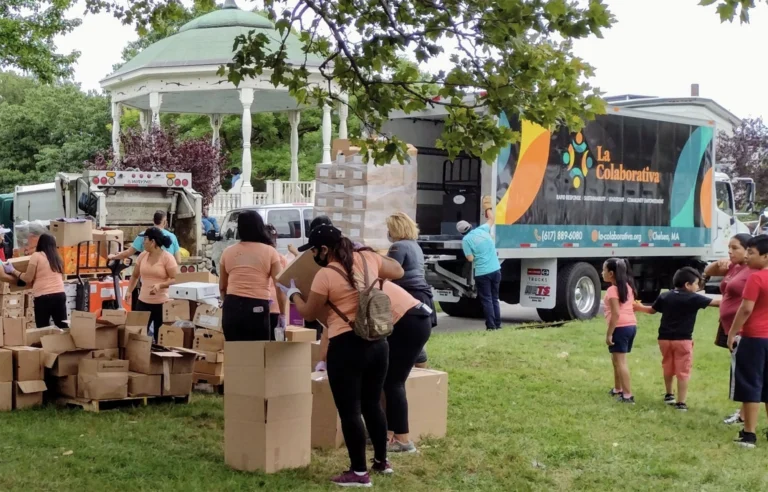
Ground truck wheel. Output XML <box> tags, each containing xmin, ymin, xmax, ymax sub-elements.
<box><xmin>439</xmin><ymin>297</ymin><xmax>485</xmax><ymax>319</ymax></box>
<box><xmin>557</xmin><ymin>262</ymin><xmax>601</xmax><ymax>321</ymax></box>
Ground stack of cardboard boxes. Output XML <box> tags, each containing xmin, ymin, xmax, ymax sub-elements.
<box><xmin>313</xmin><ymin>139</ymin><xmax>418</xmax><ymax>251</ymax></box>
<box><xmin>0</xmin><ymin>314</ymin><xmax>47</xmax><ymax>409</ymax></box>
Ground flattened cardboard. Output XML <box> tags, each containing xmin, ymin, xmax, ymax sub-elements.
<box><xmin>224</xmin><ymin>393</ymin><xmax>312</xmax><ymax>473</ymax></box>
<box><xmin>224</xmin><ymin>342</ymin><xmax>310</xmax><ymax>398</ymax></box>
<box><xmin>0</xmin><ymin>381</ymin><xmax>11</xmax><ymax>411</ymax></box>
<box><xmin>311</xmin><ymin>371</ymin><xmax>344</xmax><ymax>449</ymax></box>
<box><xmin>3</xmin><ymin>317</ymin><xmax>27</xmax><ymax>346</ymax></box>
<box><xmin>40</xmin><ymin>333</ymin><xmax>92</xmax><ymax>377</ymax></box>
<box><xmin>162</xmin><ymin>373</ymin><xmax>193</xmax><ymax>396</ymax></box>
<box><xmin>285</xmin><ymin>327</ymin><xmax>316</xmax><ymax>343</ymax></box>
<box><xmin>25</xmin><ymin>327</ymin><xmax>64</xmax><ymax>347</ymax></box>
<box><xmin>0</xmin><ymin>348</ymin><xmax>11</xmax><ymax>382</ymax></box>
<box><xmin>125</xmin><ymin>335</ymin><xmax>181</xmax><ymax>375</ymax></box>
<box><xmin>70</xmin><ymin>311</ymin><xmax>118</xmax><ymax>349</ymax></box>
<box><xmin>162</xmin><ymin>300</ymin><xmax>190</xmax><ymax>323</ymax></box>
<box><xmin>118</xmin><ymin>311</ymin><xmax>150</xmax><ymax>348</ymax></box>
<box><xmin>52</xmin><ymin>375</ymin><xmax>78</xmax><ymax>398</ymax></box>
<box><xmin>193</xmin><ymin>304</ymin><xmax>223</xmax><ymax>331</ymax></box>
<box><xmin>7</xmin><ymin>346</ymin><xmax>44</xmax><ymax>381</ymax></box>
<box><xmin>194</xmin><ymin>360</ymin><xmax>223</xmax><ymax>376</ymax></box>
<box><xmin>14</xmin><ymin>380</ymin><xmax>46</xmax><ymax>409</ymax></box>
<box><xmin>193</xmin><ymin>329</ymin><xmax>224</xmax><ymax>352</ymax></box>
<box><xmin>277</xmin><ymin>251</ymin><xmax>321</xmax><ymax>298</ymax></box>
<box><xmin>128</xmin><ymin>372</ymin><xmax>162</xmax><ymax>397</ymax></box>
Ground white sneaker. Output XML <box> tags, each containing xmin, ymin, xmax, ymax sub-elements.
<box><xmin>724</xmin><ymin>410</ymin><xmax>744</xmax><ymax>425</ymax></box>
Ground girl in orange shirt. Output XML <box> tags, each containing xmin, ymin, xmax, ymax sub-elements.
<box><xmin>286</xmin><ymin>225</ymin><xmax>404</xmax><ymax>487</ymax></box>
<box><xmin>219</xmin><ymin>211</ymin><xmax>285</xmax><ymax>341</ymax></box>
<box><xmin>602</xmin><ymin>258</ymin><xmax>638</xmax><ymax>404</ymax></box>
<box><xmin>125</xmin><ymin>227</ymin><xmax>178</xmax><ymax>341</ymax></box>
<box><xmin>7</xmin><ymin>233</ymin><xmax>66</xmax><ymax>328</ymax></box>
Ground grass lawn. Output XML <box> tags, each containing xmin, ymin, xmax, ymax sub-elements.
<box><xmin>2</xmin><ymin>309</ymin><xmax>767</xmax><ymax>491</ymax></box>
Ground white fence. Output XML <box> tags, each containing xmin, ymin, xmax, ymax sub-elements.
<box><xmin>209</xmin><ymin>180</ymin><xmax>315</xmax><ymax>220</ymax></box>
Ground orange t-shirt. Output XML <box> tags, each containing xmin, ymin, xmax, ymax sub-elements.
<box><xmin>269</xmin><ymin>255</ymin><xmax>289</xmax><ymax>314</ymax></box>
<box><xmin>137</xmin><ymin>251</ymin><xmax>178</xmax><ymax>304</ymax></box>
<box><xmin>311</xmin><ymin>251</ymin><xmax>384</xmax><ymax>338</ymax></box>
<box><xmin>603</xmin><ymin>284</ymin><xmax>637</xmax><ymax>328</ymax></box>
<box><xmin>382</xmin><ymin>281</ymin><xmax>420</xmax><ymax>324</ymax></box>
<box><xmin>220</xmin><ymin>242</ymin><xmax>281</xmax><ymax>300</ymax></box>
<box><xmin>29</xmin><ymin>252</ymin><xmax>64</xmax><ymax>297</ymax></box>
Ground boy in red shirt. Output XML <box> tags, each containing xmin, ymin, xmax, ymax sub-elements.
<box><xmin>728</xmin><ymin>234</ymin><xmax>768</xmax><ymax>448</ymax></box>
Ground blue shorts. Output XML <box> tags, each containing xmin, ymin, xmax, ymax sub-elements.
<box><xmin>732</xmin><ymin>336</ymin><xmax>768</xmax><ymax>403</ymax></box>
<box><xmin>609</xmin><ymin>326</ymin><xmax>637</xmax><ymax>354</ymax></box>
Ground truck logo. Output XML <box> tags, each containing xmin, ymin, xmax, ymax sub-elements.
<box><xmin>562</xmin><ymin>132</ymin><xmax>593</xmax><ymax>189</ymax></box>
<box><xmin>525</xmin><ymin>285</ymin><xmax>551</xmax><ymax>297</ymax></box>
<box><xmin>527</xmin><ymin>268</ymin><xmax>549</xmax><ymax>276</ymax></box>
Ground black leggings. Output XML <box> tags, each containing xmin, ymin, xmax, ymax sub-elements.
<box><xmin>327</xmin><ymin>332</ymin><xmax>389</xmax><ymax>472</ymax></box>
<box><xmin>384</xmin><ymin>308</ymin><xmax>432</xmax><ymax>435</ymax></box>
<box><xmin>34</xmin><ymin>292</ymin><xmax>67</xmax><ymax>328</ymax></box>
<box><xmin>136</xmin><ymin>300</ymin><xmax>164</xmax><ymax>342</ymax></box>
<box><xmin>222</xmin><ymin>295</ymin><xmax>270</xmax><ymax>341</ymax></box>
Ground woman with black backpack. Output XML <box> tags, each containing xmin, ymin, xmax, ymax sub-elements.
<box><xmin>284</xmin><ymin>225</ymin><xmax>406</xmax><ymax>488</ymax></box>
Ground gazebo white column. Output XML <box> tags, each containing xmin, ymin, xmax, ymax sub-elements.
<box><xmin>149</xmin><ymin>92</ymin><xmax>163</xmax><ymax>128</ymax></box>
<box><xmin>111</xmin><ymin>101</ymin><xmax>122</xmax><ymax>164</ymax></box>
<box><xmin>321</xmin><ymin>102</ymin><xmax>332</xmax><ymax>165</ymax></box>
<box><xmin>138</xmin><ymin>110</ymin><xmax>151</xmax><ymax>133</ymax></box>
<box><xmin>338</xmin><ymin>92</ymin><xmax>348</xmax><ymax>140</ymax></box>
<box><xmin>209</xmin><ymin>114</ymin><xmax>223</xmax><ymax>148</ymax></box>
<box><xmin>288</xmin><ymin>111</ymin><xmax>300</xmax><ymax>182</ymax></box>
<box><xmin>240</xmin><ymin>88</ymin><xmax>255</xmax><ymax>206</ymax></box>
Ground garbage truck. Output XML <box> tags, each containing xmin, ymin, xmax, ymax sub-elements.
<box><xmin>382</xmin><ymin>105</ymin><xmax>754</xmax><ymax>321</ymax></box>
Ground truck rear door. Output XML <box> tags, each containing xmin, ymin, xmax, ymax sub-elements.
<box><xmin>266</xmin><ymin>207</ymin><xmax>303</xmax><ymax>255</ymax></box>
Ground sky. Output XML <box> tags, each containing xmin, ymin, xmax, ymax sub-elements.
<box><xmin>55</xmin><ymin>0</ymin><xmax>766</xmax><ymax>119</ymax></box>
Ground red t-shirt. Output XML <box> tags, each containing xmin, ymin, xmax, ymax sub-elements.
<box><xmin>741</xmin><ymin>269</ymin><xmax>768</xmax><ymax>338</ymax></box>
<box><xmin>719</xmin><ymin>264</ymin><xmax>755</xmax><ymax>334</ymax></box>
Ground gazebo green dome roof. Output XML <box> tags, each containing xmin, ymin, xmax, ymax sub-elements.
<box><xmin>108</xmin><ymin>0</ymin><xmax>320</xmax><ymax>78</ymax></box>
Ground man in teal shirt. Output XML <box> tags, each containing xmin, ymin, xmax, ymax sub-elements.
<box><xmin>458</xmin><ymin>218</ymin><xmax>501</xmax><ymax>330</ymax></box>
<box><xmin>109</xmin><ymin>211</ymin><xmax>181</xmax><ymax>262</ymax></box>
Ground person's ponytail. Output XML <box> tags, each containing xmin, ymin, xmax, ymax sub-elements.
<box><xmin>606</xmin><ymin>258</ymin><xmax>635</xmax><ymax>304</ymax></box>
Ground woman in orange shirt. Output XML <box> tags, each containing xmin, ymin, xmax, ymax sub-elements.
<box><xmin>287</xmin><ymin>225</ymin><xmax>404</xmax><ymax>487</ymax></box>
<box><xmin>7</xmin><ymin>233</ymin><xmax>66</xmax><ymax>328</ymax></box>
<box><xmin>219</xmin><ymin>211</ymin><xmax>285</xmax><ymax>341</ymax></box>
<box><xmin>266</xmin><ymin>223</ymin><xmax>288</xmax><ymax>333</ymax></box>
<box><xmin>125</xmin><ymin>227</ymin><xmax>177</xmax><ymax>341</ymax></box>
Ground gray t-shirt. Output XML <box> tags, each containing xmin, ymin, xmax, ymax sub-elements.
<box><xmin>387</xmin><ymin>239</ymin><xmax>429</xmax><ymax>290</ymax></box>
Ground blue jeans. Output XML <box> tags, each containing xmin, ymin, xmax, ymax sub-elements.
<box><xmin>475</xmin><ymin>270</ymin><xmax>501</xmax><ymax>329</ymax></box>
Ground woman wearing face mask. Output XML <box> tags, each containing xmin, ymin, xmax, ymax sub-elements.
<box><xmin>704</xmin><ymin>233</ymin><xmax>756</xmax><ymax>425</ymax></box>
<box><xmin>285</xmin><ymin>225</ymin><xmax>405</xmax><ymax>487</ymax></box>
<box><xmin>219</xmin><ymin>210</ymin><xmax>286</xmax><ymax>341</ymax></box>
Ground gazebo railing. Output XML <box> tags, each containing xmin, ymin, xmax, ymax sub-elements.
<box><xmin>209</xmin><ymin>180</ymin><xmax>315</xmax><ymax>221</ymax></box>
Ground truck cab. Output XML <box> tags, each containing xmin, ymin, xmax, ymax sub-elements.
<box><xmin>710</xmin><ymin>172</ymin><xmax>753</xmax><ymax>259</ymax></box>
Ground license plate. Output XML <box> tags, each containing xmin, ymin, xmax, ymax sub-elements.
<box><xmin>432</xmin><ymin>288</ymin><xmax>459</xmax><ymax>303</ymax></box>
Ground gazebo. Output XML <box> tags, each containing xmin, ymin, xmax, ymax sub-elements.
<box><xmin>99</xmin><ymin>0</ymin><xmax>347</xmax><ymax>205</ymax></box>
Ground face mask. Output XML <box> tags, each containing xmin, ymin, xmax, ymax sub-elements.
<box><xmin>313</xmin><ymin>251</ymin><xmax>329</xmax><ymax>267</ymax></box>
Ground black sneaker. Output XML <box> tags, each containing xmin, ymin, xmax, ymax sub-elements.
<box><xmin>674</xmin><ymin>402</ymin><xmax>688</xmax><ymax>412</ymax></box>
<box><xmin>617</xmin><ymin>395</ymin><xmax>635</xmax><ymax>404</ymax></box>
<box><xmin>609</xmin><ymin>389</ymin><xmax>623</xmax><ymax>397</ymax></box>
<box><xmin>664</xmin><ymin>393</ymin><xmax>676</xmax><ymax>405</ymax></box>
<box><xmin>734</xmin><ymin>430</ymin><xmax>757</xmax><ymax>448</ymax></box>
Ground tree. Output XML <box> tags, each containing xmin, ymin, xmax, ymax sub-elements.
<box><xmin>0</xmin><ymin>1</ymin><xmax>81</xmax><ymax>82</ymax></box>
<box><xmin>85</xmin><ymin>0</ymin><xmax>614</xmax><ymax>165</ymax></box>
<box><xmin>699</xmin><ymin>0</ymin><xmax>764</xmax><ymax>23</ymax></box>
<box><xmin>718</xmin><ymin>118</ymin><xmax>768</xmax><ymax>208</ymax></box>
<box><xmin>90</xmin><ymin>127</ymin><xmax>228</xmax><ymax>206</ymax></box>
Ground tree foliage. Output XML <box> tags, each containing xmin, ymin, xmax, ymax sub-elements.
<box><xmin>718</xmin><ymin>118</ymin><xmax>768</xmax><ymax>207</ymax></box>
<box><xmin>90</xmin><ymin>126</ymin><xmax>228</xmax><ymax>206</ymax></box>
<box><xmin>0</xmin><ymin>0</ymin><xmax>81</xmax><ymax>82</ymax></box>
<box><xmin>0</xmin><ymin>72</ymin><xmax>111</xmax><ymax>192</ymax></box>
<box><xmin>84</xmin><ymin>0</ymin><xmax>614</xmax><ymax>165</ymax></box>
<box><xmin>699</xmin><ymin>0</ymin><xmax>766</xmax><ymax>23</ymax></box>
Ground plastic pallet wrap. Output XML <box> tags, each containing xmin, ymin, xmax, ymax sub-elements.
<box><xmin>314</xmin><ymin>148</ymin><xmax>418</xmax><ymax>250</ymax></box>
<box><xmin>14</xmin><ymin>220</ymin><xmax>49</xmax><ymax>255</ymax></box>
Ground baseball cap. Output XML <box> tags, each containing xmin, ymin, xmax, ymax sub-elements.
<box><xmin>297</xmin><ymin>224</ymin><xmax>343</xmax><ymax>252</ymax></box>
<box><xmin>456</xmin><ymin>220</ymin><xmax>472</xmax><ymax>235</ymax></box>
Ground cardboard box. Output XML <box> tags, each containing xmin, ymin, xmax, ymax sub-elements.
<box><xmin>158</xmin><ymin>324</ymin><xmax>192</xmax><ymax>349</ymax></box>
<box><xmin>25</xmin><ymin>327</ymin><xmax>64</xmax><ymax>347</ymax></box>
<box><xmin>40</xmin><ymin>333</ymin><xmax>92</xmax><ymax>377</ymax></box>
<box><xmin>224</xmin><ymin>393</ymin><xmax>312</xmax><ymax>473</ymax></box>
<box><xmin>92</xmin><ymin>229</ymin><xmax>124</xmax><ymax>258</ymax></box>
<box><xmin>91</xmin><ymin>348</ymin><xmax>120</xmax><ymax>359</ymax></box>
<box><xmin>162</xmin><ymin>300</ymin><xmax>191</xmax><ymax>323</ymax></box>
<box><xmin>0</xmin><ymin>381</ymin><xmax>11</xmax><ymax>410</ymax></box>
<box><xmin>197</xmin><ymin>350</ymin><xmax>224</xmax><ymax>363</ymax></box>
<box><xmin>0</xmin><ymin>257</ymin><xmax>31</xmax><ymax>294</ymax></box>
<box><xmin>14</xmin><ymin>380</ymin><xmax>46</xmax><ymax>409</ymax></box>
<box><xmin>163</xmin><ymin>373</ymin><xmax>193</xmax><ymax>396</ymax></box>
<box><xmin>77</xmin><ymin>358</ymin><xmax>129</xmax><ymax>400</ymax></box>
<box><xmin>311</xmin><ymin>371</ymin><xmax>344</xmax><ymax>449</ymax></box>
<box><xmin>193</xmin><ymin>304</ymin><xmax>223</xmax><ymax>331</ymax></box>
<box><xmin>118</xmin><ymin>311</ymin><xmax>150</xmax><ymax>348</ymax></box>
<box><xmin>176</xmin><ymin>271</ymin><xmax>218</xmax><ymax>284</ymax></box>
<box><xmin>7</xmin><ymin>346</ymin><xmax>44</xmax><ymax>381</ymax></box>
<box><xmin>169</xmin><ymin>282</ymin><xmax>219</xmax><ymax>302</ymax></box>
<box><xmin>277</xmin><ymin>252</ymin><xmax>322</xmax><ymax>299</ymax></box>
<box><xmin>0</xmin><ymin>294</ymin><xmax>24</xmax><ymax>309</ymax></box>
<box><xmin>225</xmin><ymin>342</ymin><xmax>310</xmax><ymax>399</ymax></box>
<box><xmin>3</xmin><ymin>317</ymin><xmax>27</xmax><ymax>346</ymax></box>
<box><xmin>0</xmin><ymin>307</ymin><xmax>23</xmax><ymax>318</ymax></box>
<box><xmin>286</xmin><ymin>327</ymin><xmax>316</xmax><ymax>343</ymax></box>
<box><xmin>52</xmin><ymin>375</ymin><xmax>78</xmax><ymax>398</ymax></box>
<box><xmin>170</xmin><ymin>347</ymin><xmax>199</xmax><ymax>374</ymax></box>
<box><xmin>310</xmin><ymin>341</ymin><xmax>323</xmax><ymax>370</ymax></box>
<box><xmin>193</xmin><ymin>329</ymin><xmax>224</xmax><ymax>352</ymax></box>
<box><xmin>193</xmin><ymin>372</ymin><xmax>223</xmax><ymax>385</ymax></box>
<box><xmin>50</xmin><ymin>220</ymin><xmax>93</xmax><ymax>247</ymax></box>
<box><xmin>125</xmin><ymin>335</ymin><xmax>181</xmax><ymax>375</ymax></box>
<box><xmin>194</xmin><ymin>360</ymin><xmax>223</xmax><ymax>376</ymax></box>
<box><xmin>403</xmin><ymin>368</ymin><xmax>448</xmax><ymax>442</ymax></box>
<box><xmin>70</xmin><ymin>311</ymin><xmax>118</xmax><ymax>349</ymax></box>
<box><xmin>128</xmin><ymin>371</ymin><xmax>162</xmax><ymax>397</ymax></box>
<box><xmin>0</xmin><ymin>348</ymin><xmax>11</xmax><ymax>382</ymax></box>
